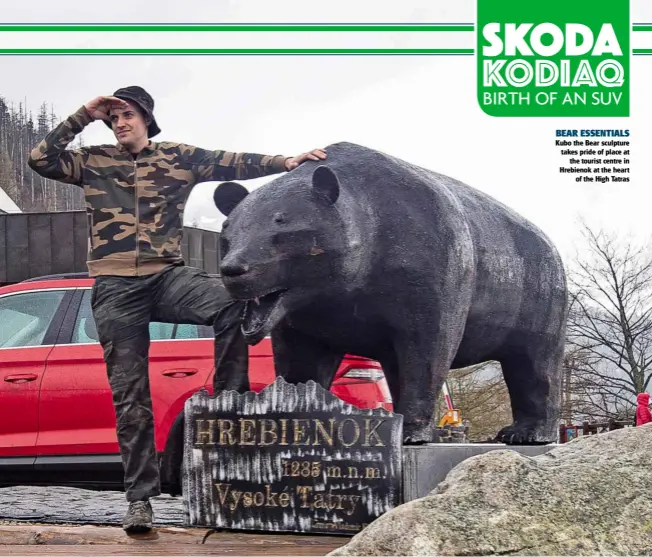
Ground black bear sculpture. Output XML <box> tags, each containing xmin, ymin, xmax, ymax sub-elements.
<box><xmin>213</xmin><ymin>142</ymin><xmax>568</xmax><ymax>445</ymax></box>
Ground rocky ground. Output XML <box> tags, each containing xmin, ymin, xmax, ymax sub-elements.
<box><xmin>0</xmin><ymin>486</ymin><xmax>184</xmax><ymax>526</ymax></box>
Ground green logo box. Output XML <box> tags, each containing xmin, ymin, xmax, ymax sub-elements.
<box><xmin>476</xmin><ymin>0</ymin><xmax>630</xmax><ymax>117</ymax></box>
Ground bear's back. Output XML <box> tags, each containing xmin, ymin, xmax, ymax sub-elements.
<box><xmin>320</xmin><ymin>142</ymin><xmax>562</xmax><ymax>271</ymax></box>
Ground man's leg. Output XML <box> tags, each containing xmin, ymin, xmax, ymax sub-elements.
<box><xmin>91</xmin><ymin>275</ymin><xmax>158</xmax><ymax>531</ymax></box>
<box><xmin>150</xmin><ymin>265</ymin><xmax>249</xmax><ymax>497</ymax></box>
<box><xmin>152</xmin><ymin>265</ymin><xmax>250</xmax><ymax>393</ymax></box>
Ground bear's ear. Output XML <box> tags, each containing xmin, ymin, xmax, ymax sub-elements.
<box><xmin>312</xmin><ymin>165</ymin><xmax>340</xmax><ymax>205</ymax></box>
<box><xmin>213</xmin><ymin>181</ymin><xmax>249</xmax><ymax>216</ymax></box>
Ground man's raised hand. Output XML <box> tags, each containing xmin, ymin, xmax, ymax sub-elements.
<box><xmin>84</xmin><ymin>96</ymin><xmax>130</xmax><ymax>122</ymax></box>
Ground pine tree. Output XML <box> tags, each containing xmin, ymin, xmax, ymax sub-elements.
<box><xmin>37</xmin><ymin>102</ymin><xmax>48</xmax><ymax>136</ymax></box>
<box><xmin>0</xmin><ymin>94</ymin><xmax>85</xmax><ymax>212</ymax></box>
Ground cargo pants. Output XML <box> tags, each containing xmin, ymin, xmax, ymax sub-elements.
<box><xmin>90</xmin><ymin>263</ymin><xmax>249</xmax><ymax>502</ymax></box>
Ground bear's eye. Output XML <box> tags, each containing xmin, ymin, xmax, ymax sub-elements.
<box><xmin>273</xmin><ymin>212</ymin><xmax>286</xmax><ymax>224</ymax></box>
<box><xmin>222</xmin><ymin>220</ymin><xmax>229</xmax><ymax>229</ymax></box>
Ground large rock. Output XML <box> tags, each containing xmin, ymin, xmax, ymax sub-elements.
<box><xmin>329</xmin><ymin>424</ymin><xmax>652</xmax><ymax>556</ymax></box>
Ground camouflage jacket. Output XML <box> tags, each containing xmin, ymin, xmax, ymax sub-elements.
<box><xmin>28</xmin><ymin>105</ymin><xmax>289</xmax><ymax>277</ymax></box>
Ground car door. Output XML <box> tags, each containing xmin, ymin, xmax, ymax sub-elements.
<box><xmin>37</xmin><ymin>288</ymin><xmax>119</xmax><ymax>456</ymax></box>
<box><xmin>147</xmin><ymin>318</ymin><xmax>216</xmax><ymax>452</ymax></box>
<box><xmin>38</xmin><ymin>287</ymin><xmax>215</xmax><ymax>456</ymax></box>
<box><xmin>0</xmin><ymin>288</ymin><xmax>71</xmax><ymax>457</ymax></box>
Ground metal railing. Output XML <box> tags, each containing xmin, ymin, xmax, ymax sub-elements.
<box><xmin>559</xmin><ymin>419</ymin><xmax>634</xmax><ymax>443</ymax></box>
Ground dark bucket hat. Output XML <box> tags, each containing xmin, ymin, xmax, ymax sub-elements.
<box><xmin>103</xmin><ymin>85</ymin><xmax>161</xmax><ymax>138</ymax></box>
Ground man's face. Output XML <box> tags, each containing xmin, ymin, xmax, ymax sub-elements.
<box><xmin>109</xmin><ymin>100</ymin><xmax>148</xmax><ymax>146</ymax></box>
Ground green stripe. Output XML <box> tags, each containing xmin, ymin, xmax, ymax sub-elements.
<box><xmin>0</xmin><ymin>24</ymin><xmax>473</xmax><ymax>32</ymax></box>
<box><xmin>2</xmin><ymin>24</ymin><xmax>651</xmax><ymax>32</ymax></box>
<box><xmin>0</xmin><ymin>47</ymin><xmax>647</xmax><ymax>55</ymax></box>
<box><xmin>0</xmin><ymin>48</ymin><xmax>474</xmax><ymax>54</ymax></box>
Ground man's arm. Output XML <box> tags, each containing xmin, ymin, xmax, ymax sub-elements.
<box><xmin>27</xmin><ymin>105</ymin><xmax>93</xmax><ymax>186</ymax></box>
<box><xmin>186</xmin><ymin>147</ymin><xmax>289</xmax><ymax>182</ymax></box>
<box><xmin>186</xmin><ymin>146</ymin><xmax>328</xmax><ymax>182</ymax></box>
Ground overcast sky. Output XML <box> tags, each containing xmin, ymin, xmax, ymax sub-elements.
<box><xmin>2</xmin><ymin>0</ymin><xmax>651</xmax><ymax>269</ymax></box>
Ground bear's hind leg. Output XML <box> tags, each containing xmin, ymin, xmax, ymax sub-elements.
<box><xmin>495</xmin><ymin>338</ymin><xmax>563</xmax><ymax>444</ymax></box>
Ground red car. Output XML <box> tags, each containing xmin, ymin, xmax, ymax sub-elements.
<box><xmin>0</xmin><ymin>273</ymin><xmax>392</xmax><ymax>493</ymax></box>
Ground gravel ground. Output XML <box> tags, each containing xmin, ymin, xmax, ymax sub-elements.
<box><xmin>0</xmin><ymin>486</ymin><xmax>185</xmax><ymax>526</ymax></box>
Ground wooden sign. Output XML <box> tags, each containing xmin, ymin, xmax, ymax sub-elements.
<box><xmin>182</xmin><ymin>377</ymin><xmax>403</xmax><ymax>535</ymax></box>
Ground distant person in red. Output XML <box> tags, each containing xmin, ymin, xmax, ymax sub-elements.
<box><xmin>636</xmin><ymin>392</ymin><xmax>652</xmax><ymax>426</ymax></box>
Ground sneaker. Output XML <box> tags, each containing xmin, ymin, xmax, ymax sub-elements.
<box><xmin>123</xmin><ymin>500</ymin><xmax>154</xmax><ymax>533</ymax></box>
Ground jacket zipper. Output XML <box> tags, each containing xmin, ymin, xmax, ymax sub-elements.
<box><xmin>134</xmin><ymin>158</ymin><xmax>139</xmax><ymax>275</ymax></box>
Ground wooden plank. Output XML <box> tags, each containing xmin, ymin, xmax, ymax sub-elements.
<box><xmin>0</xmin><ymin>545</ymin><xmax>343</xmax><ymax>556</ymax></box>
<box><xmin>202</xmin><ymin>230</ymin><xmax>219</xmax><ymax>275</ymax></box>
<box><xmin>0</xmin><ymin>215</ymin><xmax>7</xmax><ymax>282</ymax></box>
<box><xmin>0</xmin><ymin>524</ymin><xmax>202</xmax><ymax>545</ymax></box>
<box><xmin>73</xmin><ymin>211</ymin><xmax>89</xmax><ymax>273</ymax></box>
<box><xmin>187</xmin><ymin>228</ymin><xmax>203</xmax><ymax>270</ymax></box>
<box><xmin>0</xmin><ymin>525</ymin><xmax>346</xmax><ymax>555</ymax></box>
<box><xmin>0</xmin><ymin>212</ymin><xmax>222</xmax><ymax>282</ymax></box>
<box><xmin>50</xmin><ymin>212</ymin><xmax>76</xmax><ymax>275</ymax></box>
<box><xmin>217</xmin><ymin>230</ymin><xmax>223</xmax><ymax>265</ymax></box>
<box><xmin>28</xmin><ymin>213</ymin><xmax>53</xmax><ymax>279</ymax></box>
<box><xmin>181</xmin><ymin>231</ymin><xmax>190</xmax><ymax>267</ymax></box>
<box><xmin>6</xmin><ymin>214</ymin><xmax>29</xmax><ymax>283</ymax></box>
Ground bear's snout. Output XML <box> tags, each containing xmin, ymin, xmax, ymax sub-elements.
<box><xmin>221</xmin><ymin>261</ymin><xmax>250</xmax><ymax>277</ymax></box>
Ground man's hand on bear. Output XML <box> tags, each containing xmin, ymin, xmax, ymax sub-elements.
<box><xmin>285</xmin><ymin>148</ymin><xmax>327</xmax><ymax>171</ymax></box>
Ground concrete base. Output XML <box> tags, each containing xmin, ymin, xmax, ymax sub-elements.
<box><xmin>402</xmin><ymin>443</ymin><xmax>556</xmax><ymax>502</ymax></box>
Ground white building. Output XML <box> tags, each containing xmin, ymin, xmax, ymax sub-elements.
<box><xmin>0</xmin><ymin>187</ymin><xmax>20</xmax><ymax>213</ymax></box>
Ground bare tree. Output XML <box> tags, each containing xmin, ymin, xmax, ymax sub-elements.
<box><xmin>560</xmin><ymin>345</ymin><xmax>620</xmax><ymax>423</ymax></box>
<box><xmin>565</xmin><ymin>223</ymin><xmax>652</xmax><ymax>422</ymax></box>
<box><xmin>445</xmin><ymin>362</ymin><xmax>513</xmax><ymax>441</ymax></box>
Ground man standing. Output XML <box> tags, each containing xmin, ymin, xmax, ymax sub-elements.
<box><xmin>28</xmin><ymin>86</ymin><xmax>326</xmax><ymax>533</ymax></box>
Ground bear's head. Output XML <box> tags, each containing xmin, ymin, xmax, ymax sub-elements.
<box><xmin>213</xmin><ymin>164</ymin><xmax>349</xmax><ymax>344</ymax></box>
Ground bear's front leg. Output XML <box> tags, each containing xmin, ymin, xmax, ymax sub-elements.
<box><xmin>384</xmin><ymin>341</ymin><xmax>459</xmax><ymax>445</ymax></box>
<box><xmin>271</xmin><ymin>320</ymin><xmax>344</xmax><ymax>390</ymax></box>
